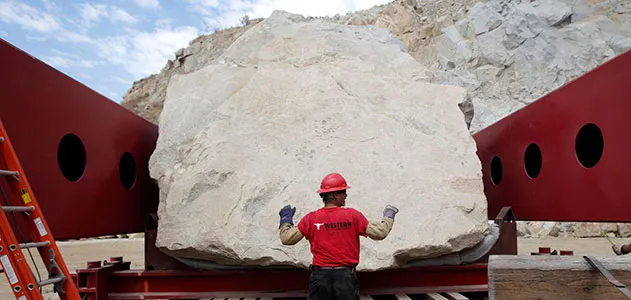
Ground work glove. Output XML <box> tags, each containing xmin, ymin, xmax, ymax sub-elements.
<box><xmin>613</xmin><ymin>244</ymin><xmax>625</xmax><ymax>255</ymax></box>
<box><xmin>383</xmin><ymin>205</ymin><xmax>399</xmax><ymax>220</ymax></box>
<box><xmin>279</xmin><ymin>205</ymin><xmax>296</xmax><ymax>227</ymax></box>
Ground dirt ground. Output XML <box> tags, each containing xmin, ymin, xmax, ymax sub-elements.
<box><xmin>0</xmin><ymin>236</ymin><xmax>628</xmax><ymax>299</ymax></box>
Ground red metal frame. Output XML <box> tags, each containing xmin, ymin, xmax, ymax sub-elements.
<box><xmin>5</xmin><ymin>38</ymin><xmax>629</xmax><ymax>298</ymax></box>
<box><xmin>127</xmin><ymin>208</ymin><xmax>513</xmax><ymax>298</ymax></box>
<box><xmin>72</xmin><ymin>257</ymin><xmax>488</xmax><ymax>299</ymax></box>
<box><xmin>476</xmin><ymin>50</ymin><xmax>631</xmax><ymax>223</ymax></box>
<box><xmin>0</xmin><ymin>39</ymin><xmax>159</xmax><ymax>240</ymax></box>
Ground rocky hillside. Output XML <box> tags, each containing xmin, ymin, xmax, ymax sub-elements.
<box><xmin>122</xmin><ymin>18</ymin><xmax>264</xmax><ymax>123</ymax></box>
<box><xmin>121</xmin><ymin>0</ymin><xmax>631</xmax><ymax>238</ymax></box>
<box><xmin>122</xmin><ymin>0</ymin><xmax>481</xmax><ymax>125</ymax></box>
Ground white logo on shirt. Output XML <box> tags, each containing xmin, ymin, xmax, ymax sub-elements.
<box><xmin>314</xmin><ymin>223</ymin><xmax>324</xmax><ymax>230</ymax></box>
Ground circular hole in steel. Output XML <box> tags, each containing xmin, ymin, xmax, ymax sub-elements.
<box><xmin>57</xmin><ymin>133</ymin><xmax>86</xmax><ymax>182</ymax></box>
<box><xmin>9</xmin><ymin>244</ymin><xmax>16</xmax><ymax>251</ymax></box>
<box><xmin>27</xmin><ymin>284</ymin><xmax>34</xmax><ymax>290</ymax></box>
<box><xmin>575</xmin><ymin>123</ymin><xmax>603</xmax><ymax>168</ymax></box>
<box><xmin>13</xmin><ymin>286</ymin><xmax>21</xmax><ymax>292</ymax></box>
<box><xmin>119</xmin><ymin>152</ymin><xmax>136</xmax><ymax>189</ymax></box>
<box><xmin>524</xmin><ymin>143</ymin><xmax>542</xmax><ymax>179</ymax></box>
<box><xmin>490</xmin><ymin>156</ymin><xmax>503</xmax><ymax>185</ymax></box>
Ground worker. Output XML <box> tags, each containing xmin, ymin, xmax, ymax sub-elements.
<box><xmin>612</xmin><ymin>242</ymin><xmax>631</xmax><ymax>255</ymax></box>
<box><xmin>278</xmin><ymin>172</ymin><xmax>399</xmax><ymax>300</ymax></box>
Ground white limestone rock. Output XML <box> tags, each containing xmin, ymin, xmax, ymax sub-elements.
<box><xmin>468</xmin><ymin>2</ymin><xmax>503</xmax><ymax>35</ymax></box>
<box><xmin>426</xmin><ymin>0</ymin><xmax>624</xmax><ymax>132</ymax></box>
<box><xmin>149</xmin><ymin>11</ymin><xmax>489</xmax><ymax>271</ymax></box>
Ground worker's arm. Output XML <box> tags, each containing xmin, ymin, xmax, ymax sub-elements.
<box><xmin>279</xmin><ymin>223</ymin><xmax>304</xmax><ymax>245</ymax></box>
<box><xmin>366</xmin><ymin>217</ymin><xmax>394</xmax><ymax>240</ymax></box>
<box><xmin>278</xmin><ymin>205</ymin><xmax>304</xmax><ymax>245</ymax></box>
<box><xmin>365</xmin><ymin>205</ymin><xmax>399</xmax><ymax>240</ymax></box>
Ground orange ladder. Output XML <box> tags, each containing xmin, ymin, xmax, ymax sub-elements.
<box><xmin>0</xmin><ymin>120</ymin><xmax>80</xmax><ymax>300</ymax></box>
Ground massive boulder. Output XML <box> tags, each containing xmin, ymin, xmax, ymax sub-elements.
<box><xmin>149</xmin><ymin>11</ymin><xmax>489</xmax><ymax>271</ymax></box>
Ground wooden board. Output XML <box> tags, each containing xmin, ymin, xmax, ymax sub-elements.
<box><xmin>489</xmin><ymin>255</ymin><xmax>631</xmax><ymax>300</ymax></box>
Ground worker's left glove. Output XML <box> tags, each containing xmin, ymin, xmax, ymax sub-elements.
<box><xmin>279</xmin><ymin>205</ymin><xmax>296</xmax><ymax>227</ymax></box>
<box><xmin>613</xmin><ymin>244</ymin><xmax>625</xmax><ymax>255</ymax></box>
<box><xmin>383</xmin><ymin>205</ymin><xmax>399</xmax><ymax>220</ymax></box>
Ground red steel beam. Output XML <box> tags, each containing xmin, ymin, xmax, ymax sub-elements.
<box><xmin>0</xmin><ymin>39</ymin><xmax>159</xmax><ymax>240</ymax></box>
<box><xmin>474</xmin><ymin>50</ymin><xmax>631</xmax><ymax>222</ymax></box>
<box><xmin>97</xmin><ymin>265</ymin><xmax>487</xmax><ymax>299</ymax></box>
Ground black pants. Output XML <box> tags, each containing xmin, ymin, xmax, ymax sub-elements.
<box><xmin>307</xmin><ymin>267</ymin><xmax>359</xmax><ymax>300</ymax></box>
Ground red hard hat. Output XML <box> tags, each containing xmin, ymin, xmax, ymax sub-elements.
<box><xmin>317</xmin><ymin>173</ymin><xmax>350</xmax><ymax>193</ymax></box>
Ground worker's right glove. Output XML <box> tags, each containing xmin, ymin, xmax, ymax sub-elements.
<box><xmin>613</xmin><ymin>244</ymin><xmax>625</xmax><ymax>255</ymax></box>
<box><xmin>383</xmin><ymin>205</ymin><xmax>399</xmax><ymax>220</ymax></box>
<box><xmin>279</xmin><ymin>205</ymin><xmax>296</xmax><ymax>227</ymax></box>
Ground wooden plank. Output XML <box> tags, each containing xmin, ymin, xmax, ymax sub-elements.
<box><xmin>489</xmin><ymin>255</ymin><xmax>631</xmax><ymax>300</ymax></box>
<box><xmin>424</xmin><ymin>292</ymin><xmax>449</xmax><ymax>300</ymax></box>
<box><xmin>395</xmin><ymin>294</ymin><xmax>413</xmax><ymax>300</ymax></box>
<box><xmin>360</xmin><ymin>295</ymin><xmax>373</xmax><ymax>300</ymax></box>
<box><xmin>445</xmin><ymin>292</ymin><xmax>469</xmax><ymax>300</ymax></box>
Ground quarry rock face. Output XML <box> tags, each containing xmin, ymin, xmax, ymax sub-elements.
<box><xmin>424</xmin><ymin>0</ymin><xmax>631</xmax><ymax>132</ymax></box>
<box><xmin>149</xmin><ymin>11</ymin><xmax>489</xmax><ymax>271</ymax></box>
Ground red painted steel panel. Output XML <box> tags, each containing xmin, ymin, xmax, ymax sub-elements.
<box><xmin>474</xmin><ymin>50</ymin><xmax>631</xmax><ymax>222</ymax></box>
<box><xmin>0</xmin><ymin>39</ymin><xmax>159</xmax><ymax>239</ymax></box>
<box><xmin>104</xmin><ymin>265</ymin><xmax>488</xmax><ymax>299</ymax></box>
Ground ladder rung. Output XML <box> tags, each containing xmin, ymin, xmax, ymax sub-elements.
<box><xmin>0</xmin><ymin>169</ymin><xmax>18</xmax><ymax>177</ymax></box>
<box><xmin>2</xmin><ymin>206</ymin><xmax>35</xmax><ymax>212</ymax></box>
<box><xmin>19</xmin><ymin>241</ymin><xmax>50</xmax><ymax>249</ymax></box>
<box><xmin>38</xmin><ymin>276</ymin><xmax>64</xmax><ymax>287</ymax></box>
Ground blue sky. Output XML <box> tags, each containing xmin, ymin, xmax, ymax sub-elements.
<box><xmin>0</xmin><ymin>0</ymin><xmax>390</xmax><ymax>103</ymax></box>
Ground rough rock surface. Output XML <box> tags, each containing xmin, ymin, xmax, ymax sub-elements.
<box><xmin>150</xmin><ymin>11</ymin><xmax>489</xmax><ymax>271</ymax></box>
<box><xmin>419</xmin><ymin>0</ymin><xmax>631</xmax><ymax>132</ymax></box>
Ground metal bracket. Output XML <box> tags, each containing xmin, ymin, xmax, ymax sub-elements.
<box><xmin>46</xmin><ymin>248</ymin><xmax>66</xmax><ymax>295</ymax></box>
<box><xmin>494</xmin><ymin>206</ymin><xmax>515</xmax><ymax>225</ymax></box>
<box><xmin>584</xmin><ymin>256</ymin><xmax>631</xmax><ymax>299</ymax></box>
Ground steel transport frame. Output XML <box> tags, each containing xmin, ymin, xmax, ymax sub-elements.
<box><xmin>1</xmin><ymin>37</ymin><xmax>630</xmax><ymax>299</ymax></box>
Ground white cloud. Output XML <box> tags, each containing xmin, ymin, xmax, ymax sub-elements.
<box><xmin>40</xmin><ymin>0</ymin><xmax>61</xmax><ymax>13</ymax></box>
<box><xmin>105</xmin><ymin>76</ymin><xmax>134</xmax><ymax>85</ymax></box>
<box><xmin>110</xmin><ymin>7</ymin><xmax>138</xmax><ymax>23</ymax></box>
<box><xmin>155</xmin><ymin>18</ymin><xmax>173</xmax><ymax>28</ymax></box>
<box><xmin>43</xmin><ymin>49</ymin><xmax>102</xmax><ymax>69</ymax></box>
<box><xmin>0</xmin><ymin>2</ymin><xmax>60</xmax><ymax>32</ymax></box>
<box><xmin>42</xmin><ymin>55</ymin><xmax>71</xmax><ymax>68</ymax></box>
<box><xmin>26</xmin><ymin>35</ymin><xmax>47</xmax><ymax>42</ymax></box>
<box><xmin>0</xmin><ymin>30</ymin><xmax>7</xmax><ymax>37</ymax></box>
<box><xmin>96</xmin><ymin>26</ymin><xmax>199</xmax><ymax>78</ymax></box>
<box><xmin>135</xmin><ymin>0</ymin><xmax>161</xmax><ymax>8</ymax></box>
<box><xmin>77</xmin><ymin>72</ymin><xmax>93</xmax><ymax>80</ymax></box>
<box><xmin>57</xmin><ymin>31</ymin><xmax>92</xmax><ymax>43</ymax></box>
<box><xmin>79</xmin><ymin>3</ymin><xmax>108</xmax><ymax>25</ymax></box>
<box><xmin>80</xmin><ymin>3</ymin><xmax>138</xmax><ymax>28</ymax></box>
